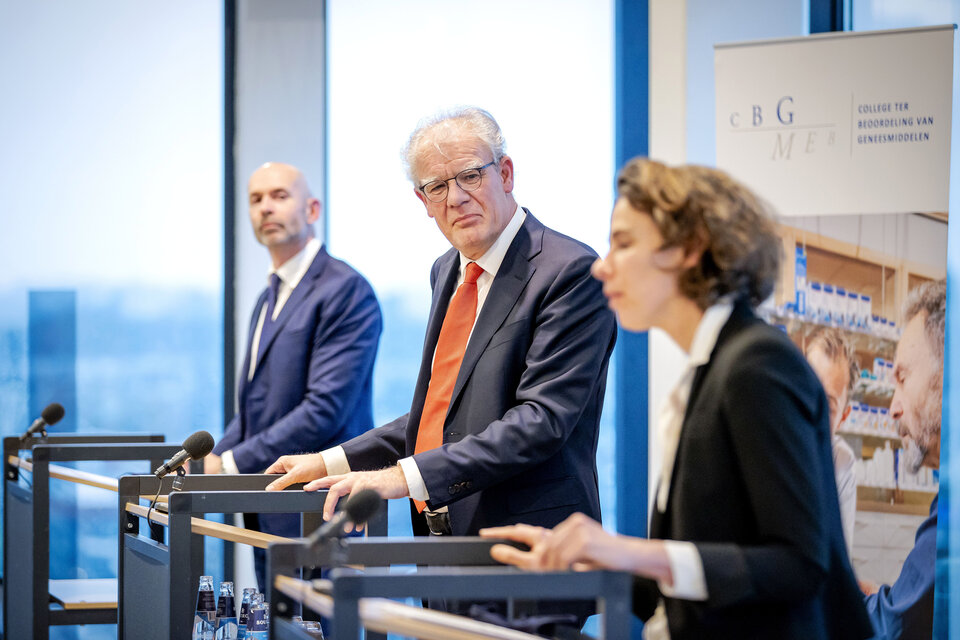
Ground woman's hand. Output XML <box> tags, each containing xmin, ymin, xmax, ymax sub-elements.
<box><xmin>480</xmin><ymin>513</ymin><xmax>673</xmax><ymax>584</ymax></box>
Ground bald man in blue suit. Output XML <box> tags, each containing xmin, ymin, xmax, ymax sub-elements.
<box><xmin>208</xmin><ymin>163</ymin><xmax>381</xmax><ymax>583</ymax></box>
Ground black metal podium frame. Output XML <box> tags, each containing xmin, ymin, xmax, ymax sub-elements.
<box><xmin>267</xmin><ymin>537</ymin><xmax>634</xmax><ymax>640</ymax></box>
<box><xmin>2</xmin><ymin>434</ymin><xmax>181</xmax><ymax>640</ymax></box>
<box><xmin>117</xmin><ymin>475</ymin><xmax>388</xmax><ymax>639</ymax></box>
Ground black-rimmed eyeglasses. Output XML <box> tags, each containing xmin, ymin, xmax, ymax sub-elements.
<box><xmin>418</xmin><ymin>160</ymin><xmax>498</xmax><ymax>202</ymax></box>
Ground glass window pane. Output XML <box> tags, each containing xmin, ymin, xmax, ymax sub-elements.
<box><xmin>0</xmin><ymin>3</ymin><xmax>224</xmax><ymax>638</ymax></box>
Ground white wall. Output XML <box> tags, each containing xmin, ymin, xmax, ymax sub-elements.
<box><xmin>232</xmin><ymin>0</ymin><xmax>326</xmax><ymax>397</ymax></box>
<box><xmin>646</xmin><ymin>0</ymin><xmax>806</xmax><ymax>510</ymax></box>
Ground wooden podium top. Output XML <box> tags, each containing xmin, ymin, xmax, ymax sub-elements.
<box><xmin>48</xmin><ymin>578</ymin><xmax>117</xmax><ymax>610</ymax></box>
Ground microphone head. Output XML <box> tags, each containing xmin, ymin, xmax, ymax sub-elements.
<box><xmin>344</xmin><ymin>489</ymin><xmax>382</xmax><ymax>526</ymax></box>
<box><xmin>183</xmin><ymin>430</ymin><xmax>215</xmax><ymax>459</ymax></box>
<box><xmin>41</xmin><ymin>403</ymin><xmax>65</xmax><ymax>426</ymax></box>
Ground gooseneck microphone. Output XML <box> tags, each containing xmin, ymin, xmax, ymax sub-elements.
<box><xmin>21</xmin><ymin>403</ymin><xmax>65</xmax><ymax>439</ymax></box>
<box><xmin>154</xmin><ymin>430</ymin><xmax>215</xmax><ymax>478</ymax></box>
<box><xmin>307</xmin><ymin>489</ymin><xmax>382</xmax><ymax>547</ymax></box>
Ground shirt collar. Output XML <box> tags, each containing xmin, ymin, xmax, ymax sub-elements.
<box><xmin>686</xmin><ymin>299</ymin><xmax>735</xmax><ymax>368</ymax></box>
<box><xmin>458</xmin><ymin>205</ymin><xmax>526</xmax><ymax>277</ymax></box>
<box><xmin>270</xmin><ymin>237</ymin><xmax>321</xmax><ymax>289</ymax></box>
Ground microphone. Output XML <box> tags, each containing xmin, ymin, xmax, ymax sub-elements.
<box><xmin>22</xmin><ymin>403</ymin><xmax>65</xmax><ymax>439</ymax></box>
<box><xmin>306</xmin><ymin>489</ymin><xmax>382</xmax><ymax>546</ymax></box>
<box><xmin>154</xmin><ymin>430</ymin><xmax>215</xmax><ymax>478</ymax></box>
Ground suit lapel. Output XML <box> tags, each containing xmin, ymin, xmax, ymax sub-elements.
<box><xmin>254</xmin><ymin>246</ymin><xmax>330</xmax><ymax>372</ymax></box>
<box><xmin>449</xmin><ymin>215</ymin><xmax>542</xmax><ymax>409</ymax></box>
<box><xmin>660</xmin><ymin>301</ymin><xmax>758</xmax><ymax>522</ymax></box>
<box><xmin>419</xmin><ymin>250</ymin><xmax>461</xmax><ymax>376</ymax></box>
<box><xmin>683</xmin><ymin>302</ymin><xmax>755</xmax><ymax>415</ymax></box>
<box><xmin>406</xmin><ymin>251</ymin><xmax>460</xmax><ymax>448</ymax></box>
<box><xmin>238</xmin><ymin>289</ymin><xmax>269</xmax><ymax>404</ymax></box>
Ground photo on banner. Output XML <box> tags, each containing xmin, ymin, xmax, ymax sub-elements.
<box><xmin>715</xmin><ymin>23</ymin><xmax>952</xmax><ymax>623</ymax></box>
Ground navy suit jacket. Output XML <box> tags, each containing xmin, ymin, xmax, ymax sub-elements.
<box><xmin>864</xmin><ymin>493</ymin><xmax>937</xmax><ymax>639</ymax></box>
<box><xmin>215</xmin><ymin>246</ymin><xmax>381</xmax><ymax>536</ymax></box>
<box><xmin>341</xmin><ymin>212</ymin><xmax>616</xmax><ymax>535</ymax></box>
<box><xmin>635</xmin><ymin>302</ymin><xmax>873</xmax><ymax>639</ymax></box>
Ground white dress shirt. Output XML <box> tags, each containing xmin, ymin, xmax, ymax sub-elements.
<box><xmin>644</xmin><ymin>300</ymin><xmax>734</xmax><ymax>640</ymax></box>
<box><xmin>833</xmin><ymin>433</ymin><xmax>857</xmax><ymax>557</ymax></box>
<box><xmin>321</xmin><ymin>206</ymin><xmax>527</xmax><ymax>502</ymax></box>
<box><xmin>222</xmin><ymin>237</ymin><xmax>323</xmax><ymax>474</ymax></box>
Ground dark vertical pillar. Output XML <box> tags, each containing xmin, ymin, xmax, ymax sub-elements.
<box><xmin>27</xmin><ymin>290</ymin><xmax>78</xmax><ymax>590</ymax></box>
<box><xmin>28</xmin><ymin>291</ymin><xmax>77</xmax><ymax>433</ymax></box>
<box><xmin>809</xmin><ymin>0</ymin><xmax>845</xmax><ymax>33</ymax></box>
<box><xmin>614</xmin><ymin>0</ymin><xmax>650</xmax><ymax>541</ymax></box>
<box><xmin>223</xmin><ymin>0</ymin><xmax>238</xmax><ymax>583</ymax></box>
<box><xmin>615</xmin><ymin>3</ymin><xmax>649</xmax><ymax>637</ymax></box>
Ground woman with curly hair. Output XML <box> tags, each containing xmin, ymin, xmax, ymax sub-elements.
<box><xmin>483</xmin><ymin>159</ymin><xmax>872</xmax><ymax>639</ymax></box>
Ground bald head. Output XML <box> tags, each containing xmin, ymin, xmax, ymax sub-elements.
<box><xmin>249</xmin><ymin>162</ymin><xmax>313</xmax><ymax>197</ymax></box>
<box><xmin>248</xmin><ymin>162</ymin><xmax>321</xmax><ymax>267</ymax></box>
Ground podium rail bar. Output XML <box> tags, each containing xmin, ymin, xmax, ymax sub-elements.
<box><xmin>2</xmin><ymin>434</ymin><xmax>179</xmax><ymax>640</ymax></box>
<box><xmin>117</xmin><ymin>475</ymin><xmax>387</xmax><ymax>639</ymax></box>
<box><xmin>267</xmin><ymin>538</ymin><xmax>634</xmax><ymax>640</ymax></box>
<box><xmin>274</xmin><ymin>574</ymin><xmax>543</xmax><ymax>640</ymax></box>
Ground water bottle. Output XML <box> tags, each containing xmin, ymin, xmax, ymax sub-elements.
<box><xmin>301</xmin><ymin>620</ymin><xmax>325</xmax><ymax>639</ymax></box>
<box><xmin>245</xmin><ymin>594</ymin><xmax>269</xmax><ymax>640</ymax></box>
<box><xmin>192</xmin><ymin>576</ymin><xmax>217</xmax><ymax>640</ymax></box>
<box><xmin>215</xmin><ymin>581</ymin><xmax>239</xmax><ymax>639</ymax></box>
<box><xmin>237</xmin><ymin>587</ymin><xmax>257</xmax><ymax>639</ymax></box>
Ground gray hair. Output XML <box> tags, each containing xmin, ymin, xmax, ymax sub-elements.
<box><xmin>903</xmin><ymin>279</ymin><xmax>946</xmax><ymax>362</ymax></box>
<box><xmin>402</xmin><ymin>106</ymin><xmax>507</xmax><ymax>183</ymax></box>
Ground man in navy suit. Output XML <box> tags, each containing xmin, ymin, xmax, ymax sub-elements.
<box><xmin>266</xmin><ymin>108</ymin><xmax>615</xmax><ymax>544</ymax></box>
<box><xmin>862</xmin><ymin>280</ymin><xmax>944</xmax><ymax>640</ymax></box>
<box><xmin>207</xmin><ymin>162</ymin><xmax>381</xmax><ymax>579</ymax></box>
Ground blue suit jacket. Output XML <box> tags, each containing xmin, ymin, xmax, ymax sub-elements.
<box><xmin>215</xmin><ymin>246</ymin><xmax>382</xmax><ymax>536</ymax></box>
<box><xmin>341</xmin><ymin>212</ymin><xmax>616</xmax><ymax>535</ymax></box>
<box><xmin>864</xmin><ymin>493</ymin><xmax>937</xmax><ymax>639</ymax></box>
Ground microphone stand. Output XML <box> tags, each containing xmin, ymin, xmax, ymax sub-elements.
<box><xmin>172</xmin><ymin>465</ymin><xmax>187</xmax><ymax>492</ymax></box>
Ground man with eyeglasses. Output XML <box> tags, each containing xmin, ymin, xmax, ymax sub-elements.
<box><xmin>266</xmin><ymin>107</ymin><xmax>615</xmax><ymax>560</ymax></box>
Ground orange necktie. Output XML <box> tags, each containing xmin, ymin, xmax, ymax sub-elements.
<box><xmin>413</xmin><ymin>261</ymin><xmax>484</xmax><ymax>512</ymax></box>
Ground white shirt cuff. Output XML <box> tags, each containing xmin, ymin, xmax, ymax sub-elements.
<box><xmin>320</xmin><ymin>446</ymin><xmax>352</xmax><ymax>476</ymax></box>
<box><xmin>220</xmin><ymin>450</ymin><xmax>239</xmax><ymax>474</ymax></box>
<box><xmin>659</xmin><ymin>541</ymin><xmax>708</xmax><ymax>601</ymax></box>
<box><xmin>398</xmin><ymin>456</ymin><xmax>429</xmax><ymax>502</ymax></box>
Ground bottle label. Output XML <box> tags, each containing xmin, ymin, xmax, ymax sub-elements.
<box><xmin>246</xmin><ymin>607</ymin><xmax>269</xmax><ymax>639</ymax></box>
<box><xmin>217</xmin><ymin>596</ymin><xmax>236</xmax><ymax>618</ymax></box>
<box><xmin>196</xmin><ymin>590</ymin><xmax>216</xmax><ymax>616</ymax></box>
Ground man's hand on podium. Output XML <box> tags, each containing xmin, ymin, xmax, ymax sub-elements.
<box><xmin>203</xmin><ymin>453</ymin><xmax>222</xmax><ymax>475</ymax></box>
<box><xmin>307</xmin><ymin>467</ymin><xmax>407</xmax><ymax>531</ymax></box>
<box><xmin>265</xmin><ymin>453</ymin><xmax>329</xmax><ymax>491</ymax></box>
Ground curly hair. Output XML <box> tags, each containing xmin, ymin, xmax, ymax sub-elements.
<box><xmin>616</xmin><ymin>158</ymin><xmax>781</xmax><ymax>309</ymax></box>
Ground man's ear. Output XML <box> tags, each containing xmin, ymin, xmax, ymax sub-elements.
<box><xmin>499</xmin><ymin>155</ymin><xmax>515</xmax><ymax>194</ymax></box>
<box><xmin>306</xmin><ymin>198</ymin><xmax>322</xmax><ymax>224</ymax></box>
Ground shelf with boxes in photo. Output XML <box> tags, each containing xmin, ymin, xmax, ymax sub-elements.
<box><xmin>770</xmin><ymin>222</ymin><xmax>944</xmax><ymax>518</ymax></box>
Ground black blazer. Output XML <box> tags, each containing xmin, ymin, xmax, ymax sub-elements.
<box><xmin>635</xmin><ymin>302</ymin><xmax>872</xmax><ymax>639</ymax></box>
<box><xmin>342</xmin><ymin>212</ymin><xmax>616</xmax><ymax>535</ymax></box>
